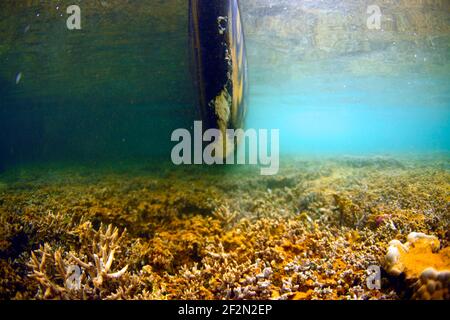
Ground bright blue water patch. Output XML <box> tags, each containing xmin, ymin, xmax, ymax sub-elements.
<box><xmin>247</xmin><ymin>72</ymin><xmax>450</xmax><ymax>155</ymax></box>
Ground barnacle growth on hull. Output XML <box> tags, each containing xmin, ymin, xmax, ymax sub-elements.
<box><xmin>210</xmin><ymin>87</ymin><xmax>235</xmax><ymax>159</ymax></box>
<box><xmin>385</xmin><ymin>232</ymin><xmax>450</xmax><ymax>299</ymax></box>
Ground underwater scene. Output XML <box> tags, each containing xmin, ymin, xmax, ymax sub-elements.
<box><xmin>0</xmin><ymin>0</ymin><xmax>449</xmax><ymax>301</ymax></box>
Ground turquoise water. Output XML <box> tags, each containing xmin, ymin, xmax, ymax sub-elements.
<box><xmin>248</xmin><ymin>71</ymin><xmax>450</xmax><ymax>155</ymax></box>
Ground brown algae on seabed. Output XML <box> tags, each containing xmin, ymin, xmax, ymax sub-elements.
<box><xmin>0</xmin><ymin>156</ymin><xmax>448</xmax><ymax>300</ymax></box>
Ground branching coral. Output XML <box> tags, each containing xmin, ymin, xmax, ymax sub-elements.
<box><xmin>70</xmin><ymin>222</ymin><xmax>129</xmax><ymax>286</ymax></box>
<box><xmin>27</xmin><ymin>223</ymin><xmax>147</xmax><ymax>300</ymax></box>
<box><xmin>212</xmin><ymin>204</ymin><xmax>238</xmax><ymax>229</ymax></box>
<box><xmin>28</xmin><ymin>244</ymin><xmax>77</xmax><ymax>299</ymax></box>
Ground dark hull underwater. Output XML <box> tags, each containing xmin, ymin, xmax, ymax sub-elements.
<box><xmin>188</xmin><ymin>0</ymin><xmax>248</xmax><ymax>157</ymax></box>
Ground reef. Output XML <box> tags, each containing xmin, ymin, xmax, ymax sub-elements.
<box><xmin>0</xmin><ymin>156</ymin><xmax>448</xmax><ymax>300</ymax></box>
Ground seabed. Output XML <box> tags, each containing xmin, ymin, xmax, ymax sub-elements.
<box><xmin>0</xmin><ymin>155</ymin><xmax>448</xmax><ymax>300</ymax></box>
